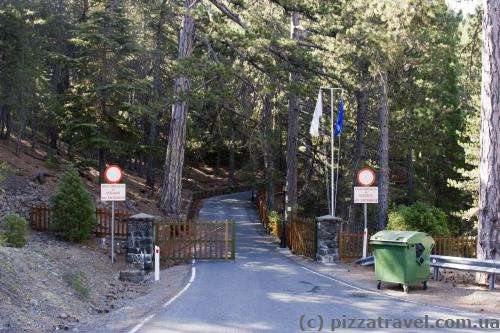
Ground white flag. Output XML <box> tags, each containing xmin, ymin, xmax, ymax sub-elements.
<box><xmin>309</xmin><ymin>89</ymin><xmax>323</xmax><ymax>137</ymax></box>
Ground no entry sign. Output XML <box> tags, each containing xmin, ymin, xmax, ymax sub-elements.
<box><xmin>104</xmin><ymin>165</ymin><xmax>124</xmax><ymax>184</ymax></box>
<box><xmin>356</xmin><ymin>167</ymin><xmax>376</xmax><ymax>187</ymax></box>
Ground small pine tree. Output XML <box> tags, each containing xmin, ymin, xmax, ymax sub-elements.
<box><xmin>1</xmin><ymin>214</ymin><xmax>28</xmax><ymax>247</ymax></box>
<box><xmin>50</xmin><ymin>167</ymin><xmax>96</xmax><ymax>242</ymax></box>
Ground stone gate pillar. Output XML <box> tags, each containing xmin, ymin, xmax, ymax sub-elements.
<box><xmin>127</xmin><ymin>213</ymin><xmax>155</xmax><ymax>270</ymax></box>
<box><xmin>316</xmin><ymin>215</ymin><xmax>342</xmax><ymax>264</ymax></box>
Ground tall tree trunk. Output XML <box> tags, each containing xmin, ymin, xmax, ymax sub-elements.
<box><xmin>262</xmin><ymin>95</ymin><xmax>276</xmax><ymax>210</ymax></box>
<box><xmin>378</xmin><ymin>69</ymin><xmax>389</xmax><ymax>230</ymax></box>
<box><xmin>31</xmin><ymin>107</ymin><xmax>37</xmax><ymax>148</ymax></box>
<box><xmin>477</xmin><ymin>0</ymin><xmax>500</xmax><ymax>284</ymax></box>
<box><xmin>146</xmin><ymin>117</ymin><xmax>158</xmax><ymax>188</ymax></box>
<box><xmin>285</xmin><ymin>12</ymin><xmax>303</xmax><ymax>214</ymax></box>
<box><xmin>16</xmin><ymin>108</ymin><xmax>26</xmax><ymax>157</ymax></box>
<box><xmin>81</xmin><ymin>0</ymin><xmax>89</xmax><ymax>22</ymax></box>
<box><xmin>406</xmin><ymin>146</ymin><xmax>415</xmax><ymax>204</ymax></box>
<box><xmin>98</xmin><ymin>148</ymin><xmax>106</xmax><ymax>183</ymax></box>
<box><xmin>0</xmin><ymin>104</ymin><xmax>10</xmax><ymax>140</ymax></box>
<box><xmin>147</xmin><ymin>0</ymin><xmax>168</xmax><ymax>189</ymax></box>
<box><xmin>48</xmin><ymin>0</ymin><xmax>69</xmax><ymax>151</ymax></box>
<box><xmin>228</xmin><ymin>127</ymin><xmax>236</xmax><ymax>184</ymax></box>
<box><xmin>159</xmin><ymin>0</ymin><xmax>197</xmax><ymax>216</ymax></box>
<box><xmin>348</xmin><ymin>58</ymin><xmax>369</xmax><ymax>229</ymax></box>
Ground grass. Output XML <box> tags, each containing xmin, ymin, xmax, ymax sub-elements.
<box><xmin>63</xmin><ymin>272</ymin><xmax>90</xmax><ymax>298</ymax></box>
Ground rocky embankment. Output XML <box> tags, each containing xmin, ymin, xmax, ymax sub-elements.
<box><xmin>0</xmin><ymin>178</ymin><xmax>47</xmax><ymax>221</ymax></box>
<box><xmin>0</xmin><ymin>232</ymin><xmax>154</xmax><ymax>332</ymax></box>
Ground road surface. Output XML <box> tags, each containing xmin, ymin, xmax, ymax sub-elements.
<box><xmin>132</xmin><ymin>192</ymin><xmax>489</xmax><ymax>333</ymax></box>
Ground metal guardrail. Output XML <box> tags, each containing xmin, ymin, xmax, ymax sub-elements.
<box><xmin>354</xmin><ymin>255</ymin><xmax>499</xmax><ymax>290</ymax></box>
<box><xmin>353</xmin><ymin>256</ymin><xmax>374</xmax><ymax>266</ymax></box>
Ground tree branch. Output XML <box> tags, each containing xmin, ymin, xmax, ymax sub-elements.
<box><xmin>207</xmin><ymin>0</ymin><xmax>248</xmax><ymax>31</ymax></box>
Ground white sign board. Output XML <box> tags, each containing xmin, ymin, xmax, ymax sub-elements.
<box><xmin>101</xmin><ymin>184</ymin><xmax>126</xmax><ymax>201</ymax></box>
<box><xmin>354</xmin><ymin>186</ymin><xmax>378</xmax><ymax>204</ymax></box>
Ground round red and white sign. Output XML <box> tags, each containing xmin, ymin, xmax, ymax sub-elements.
<box><xmin>356</xmin><ymin>167</ymin><xmax>376</xmax><ymax>187</ymax></box>
<box><xmin>104</xmin><ymin>165</ymin><xmax>124</xmax><ymax>184</ymax></box>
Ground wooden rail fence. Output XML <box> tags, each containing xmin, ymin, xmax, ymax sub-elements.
<box><xmin>155</xmin><ymin>220</ymin><xmax>235</xmax><ymax>260</ymax></box>
<box><xmin>256</xmin><ymin>196</ymin><xmax>317</xmax><ymax>259</ymax></box>
<box><xmin>30</xmin><ymin>205</ymin><xmax>132</xmax><ymax>239</ymax></box>
<box><xmin>289</xmin><ymin>215</ymin><xmax>317</xmax><ymax>259</ymax></box>
<box><xmin>257</xmin><ymin>188</ymin><xmax>478</xmax><ymax>261</ymax></box>
<box><xmin>432</xmin><ymin>236</ymin><xmax>476</xmax><ymax>258</ymax></box>
<box><xmin>339</xmin><ymin>232</ymin><xmax>372</xmax><ymax>262</ymax></box>
<box><xmin>339</xmin><ymin>232</ymin><xmax>477</xmax><ymax>261</ymax></box>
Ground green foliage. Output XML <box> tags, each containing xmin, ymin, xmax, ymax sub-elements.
<box><xmin>43</xmin><ymin>152</ymin><xmax>60</xmax><ymax>171</ymax></box>
<box><xmin>267</xmin><ymin>210</ymin><xmax>280</xmax><ymax>230</ymax></box>
<box><xmin>387</xmin><ymin>202</ymin><xmax>450</xmax><ymax>236</ymax></box>
<box><xmin>63</xmin><ymin>272</ymin><xmax>89</xmax><ymax>298</ymax></box>
<box><xmin>0</xmin><ymin>0</ymin><xmax>481</xmax><ymax>235</ymax></box>
<box><xmin>50</xmin><ymin>167</ymin><xmax>96</xmax><ymax>242</ymax></box>
<box><xmin>0</xmin><ymin>162</ymin><xmax>13</xmax><ymax>183</ymax></box>
<box><xmin>1</xmin><ymin>214</ymin><xmax>28</xmax><ymax>248</ymax></box>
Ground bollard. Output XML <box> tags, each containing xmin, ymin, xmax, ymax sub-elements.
<box><xmin>155</xmin><ymin>245</ymin><xmax>160</xmax><ymax>281</ymax></box>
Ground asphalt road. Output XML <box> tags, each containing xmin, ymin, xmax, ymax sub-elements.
<box><xmin>134</xmin><ymin>192</ymin><xmax>489</xmax><ymax>333</ymax></box>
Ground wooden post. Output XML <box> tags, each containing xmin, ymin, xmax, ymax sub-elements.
<box><xmin>225</xmin><ymin>221</ymin><xmax>229</xmax><ymax>259</ymax></box>
<box><xmin>232</xmin><ymin>220</ymin><xmax>236</xmax><ymax>261</ymax></box>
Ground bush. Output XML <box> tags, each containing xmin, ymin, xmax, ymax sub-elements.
<box><xmin>63</xmin><ymin>272</ymin><xmax>89</xmax><ymax>298</ymax></box>
<box><xmin>1</xmin><ymin>214</ymin><xmax>28</xmax><ymax>247</ymax></box>
<box><xmin>50</xmin><ymin>166</ymin><xmax>96</xmax><ymax>242</ymax></box>
<box><xmin>267</xmin><ymin>210</ymin><xmax>280</xmax><ymax>235</ymax></box>
<box><xmin>0</xmin><ymin>162</ymin><xmax>13</xmax><ymax>184</ymax></box>
<box><xmin>387</xmin><ymin>202</ymin><xmax>450</xmax><ymax>236</ymax></box>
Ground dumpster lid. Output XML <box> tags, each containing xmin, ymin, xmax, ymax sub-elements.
<box><xmin>369</xmin><ymin>230</ymin><xmax>431</xmax><ymax>244</ymax></box>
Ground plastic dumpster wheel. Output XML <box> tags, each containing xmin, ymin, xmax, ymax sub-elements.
<box><xmin>403</xmin><ymin>284</ymin><xmax>409</xmax><ymax>294</ymax></box>
<box><xmin>377</xmin><ymin>281</ymin><xmax>381</xmax><ymax>290</ymax></box>
<box><xmin>422</xmin><ymin>281</ymin><xmax>427</xmax><ymax>290</ymax></box>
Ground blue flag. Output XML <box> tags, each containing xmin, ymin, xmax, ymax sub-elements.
<box><xmin>334</xmin><ymin>96</ymin><xmax>344</xmax><ymax>137</ymax></box>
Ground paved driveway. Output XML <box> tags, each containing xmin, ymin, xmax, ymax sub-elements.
<box><xmin>134</xmin><ymin>192</ymin><xmax>489</xmax><ymax>333</ymax></box>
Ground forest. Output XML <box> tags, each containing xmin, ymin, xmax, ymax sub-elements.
<box><xmin>0</xmin><ymin>0</ymin><xmax>483</xmax><ymax>235</ymax></box>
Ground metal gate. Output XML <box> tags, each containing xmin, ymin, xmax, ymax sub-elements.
<box><xmin>155</xmin><ymin>220</ymin><xmax>235</xmax><ymax>260</ymax></box>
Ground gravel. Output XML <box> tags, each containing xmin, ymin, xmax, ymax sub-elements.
<box><xmin>0</xmin><ymin>232</ymin><xmax>169</xmax><ymax>332</ymax></box>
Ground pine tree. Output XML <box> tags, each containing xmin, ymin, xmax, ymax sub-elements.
<box><xmin>50</xmin><ymin>167</ymin><xmax>96</xmax><ymax>242</ymax></box>
<box><xmin>478</xmin><ymin>0</ymin><xmax>500</xmax><ymax>280</ymax></box>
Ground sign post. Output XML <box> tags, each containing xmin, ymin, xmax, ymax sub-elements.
<box><xmin>354</xmin><ymin>168</ymin><xmax>377</xmax><ymax>258</ymax></box>
<box><xmin>101</xmin><ymin>165</ymin><xmax>125</xmax><ymax>263</ymax></box>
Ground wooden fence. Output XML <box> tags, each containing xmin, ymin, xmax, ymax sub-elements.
<box><xmin>339</xmin><ymin>232</ymin><xmax>477</xmax><ymax>261</ymax></box>
<box><xmin>256</xmin><ymin>188</ymin><xmax>478</xmax><ymax>261</ymax></box>
<box><xmin>339</xmin><ymin>232</ymin><xmax>372</xmax><ymax>262</ymax></box>
<box><xmin>155</xmin><ymin>220</ymin><xmax>235</xmax><ymax>260</ymax></box>
<box><xmin>256</xmin><ymin>196</ymin><xmax>316</xmax><ymax>259</ymax></box>
<box><xmin>95</xmin><ymin>208</ymin><xmax>131</xmax><ymax>239</ymax></box>
<box><xmin>30</xmin><ymin>206</ymin><xmax>51</xmax><ymax>232</ymax></box>
<box><xmin>289</xmin><ymin>215</ymin><xmax>317</xmax><ymax>259</ymax></box>
<box><xmin>432</xmin><ymin>236</ymin><xmax>476</xmax><ymax>258</ymax></box>
<box><xmin>30</xmin><ymin>206</ymin><xmax>132</xmax><ymax>239</ymax></box>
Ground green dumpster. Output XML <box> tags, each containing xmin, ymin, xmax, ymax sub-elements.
<box><xmin>370</xmin><ymin>230</ymin><xmax>434</xmax><ymax>293</ymax></box>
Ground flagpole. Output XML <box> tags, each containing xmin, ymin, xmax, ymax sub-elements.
<box><xmin>330</xmin><ymin>88</ymin><xmax>335</xmax><ymax>217</ymax></box>
<box><xmin>316</xmin><ymin>86</ymin><xmax>344</xmax><ymax>217</ymax></box>
<box><xmin>334</xmin><ymin>125</ymin><xmax>341</xmax><ymax>213</ymax></box>
<box><xmin>334</xmin><ymin>91</ymin><xmax>344</xmax><ymax>213</ymax></box>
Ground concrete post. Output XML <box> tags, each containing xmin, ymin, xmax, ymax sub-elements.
<box><xmin>127</xmin><ymin>213</ymin><xmax>155</xmax><ymax>270</ymax></box>
<box><xmin>316</xmin><ymin>215</ymin><xmax>342</xmax><ymax>264</ymax></box>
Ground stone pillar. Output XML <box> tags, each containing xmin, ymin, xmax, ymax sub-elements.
<box><xmin>127</xmin><ymin>213</ymin><xmax>155</xmax><ymax>270</ymax></box>
<box><xmin>316</xmin><ymin>215</ymin><xmax>342</xmax><ymax>264</ymax></box>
